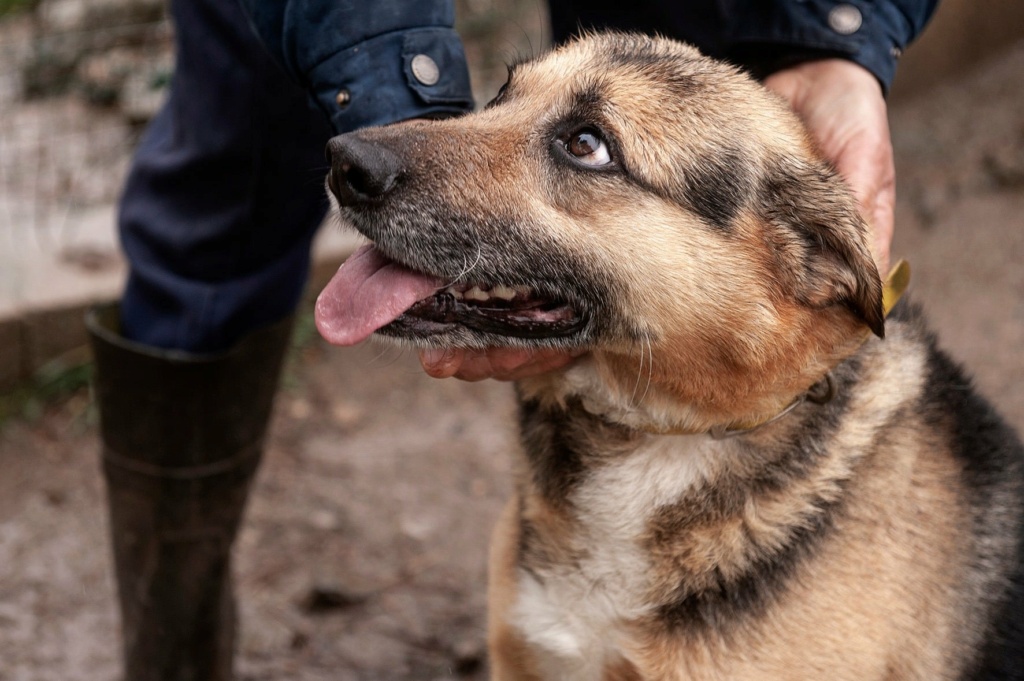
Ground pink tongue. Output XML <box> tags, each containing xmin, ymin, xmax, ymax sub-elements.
<box><xmin>315</xmin><ymin>244</ymin><xmax>444</xmax><ymax>346</ymax></box>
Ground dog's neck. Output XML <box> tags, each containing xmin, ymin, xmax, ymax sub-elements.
<box><xmin>509</xmin><ymin>334</ymin><xmax>921</xmax><ymax>642</ymax></box>
<box><xmin>525</xmin><ymin>261</ymin><xmax>910</xmax><ymax>439</ymax></box>
<box><xmin>511</xmin><ymin>360</ymin><xmax>868</xmax><ymax>645</ymax></box>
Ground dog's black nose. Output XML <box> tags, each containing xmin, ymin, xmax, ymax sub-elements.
<box><xmin>326</xmin><ymin>134</ymin><xmax>404</xmax><ymax>206</ymax></box>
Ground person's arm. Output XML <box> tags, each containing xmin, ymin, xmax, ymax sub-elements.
<box><xmin>238</xmin><ymin>1</ymin><xmax>473</xmax><ymax>132</ymax></box>
<box><xmin>719</xmin><ymin>1</ymin><xmax>939</xmax><ymax>272</ymax></box>
<box><xmin>729</xmin><ymin>2</ymin><xmax>940</xmax><ymax>270</ymax></box>
<box><xmin>725</xmin><ymin>0</ymin><xmax>940</xmax><ymax>94</ymax></box>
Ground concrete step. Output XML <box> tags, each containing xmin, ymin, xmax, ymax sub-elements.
<box><xmin>0</xmin><ymin>204</ymin><xmax>362</xmax><ymax>391</ymax></box>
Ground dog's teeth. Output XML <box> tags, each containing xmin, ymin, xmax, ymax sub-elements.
<box><xmin>465</xmin><ymin>286</ymin><xmax>490</xmax><ymax>301</ymax></box>
<box><xmin>491</xmin><ymin>285</ymin><xmax>516</xmax><ymax>300</ymax></box>
<box><xmin>446</xmin><ymin>283</ymin><xmax>528</xmax><ymax>302</ymax></box>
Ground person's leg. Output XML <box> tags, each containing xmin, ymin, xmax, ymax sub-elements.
<box><xmin>88</xmin><ymin>307</ymin><xmax>294</xmax><ymax>681</ymax></box>
<box><xmin>118</xmin><ymin>1</ymin><xmax>332</xmax><ymax>354</ymax></box>
<box><xmin>87</xmin><ymin>1</ymin><xmax>332</xmax><ymax>679</ymax></box>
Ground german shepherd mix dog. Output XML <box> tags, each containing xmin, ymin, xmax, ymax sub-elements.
<box><xmin>315</xmin><ymin>33</ymin><xmax>1024</xmax><ymax>680</ymax></box>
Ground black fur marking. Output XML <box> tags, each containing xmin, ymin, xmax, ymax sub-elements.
<box><xmin>570</xmin><ymin>82</ymin><xmax>604</xmax><ymax>112</ymax></box>
<box><xmin>611</xmin><ymin>145</ymin><xmax>753</xmax><ymax>232</ymax></box>
<box><xmin>515</xmin><ymin>397</ymin><xmax>646</xmax><ymax>574</ymax></box>
<box><xmin>759</xmin><ymin>158</ymin><xmax>885</xmax><ymax>337</ymax></box>
<box><xmin>680</xmin><ymin>146</ymin><xmax>751</xmax><ymax>230</ymax></box>
<box><xmin>970</xmin><ymin>537</ymin><xmax>1024</xmax><ymax>681</ymax></box>
<box><xmin>516</xmin><ymin>395</ymin><xmax>648</xmax><ymax>509</ymax></box>
<box><xmin>513</xmin><ymin>399</ymin><xmax>585</xmax><ymax>578</ymax></box>
<box><xmin>907</xmin><ymin>301</ymin><xmax>1024</xmax><ymax>680</ymax></box>
<box><xmin>652</xmin><ymin>357</ymin><xmax>864</xmax><ymax>635</ymax></box>
<box><xmin>557</xmin><ymin>85</ymin><xmax>609</xmax><ymax>143</ymax></box>
<box><xmin>517</xmin><ymin>398</ymin><xmax>589</xmax><ymax>510</ymax></box>
<box><xmin>654</xmin><ymin>501</ymin><xmax>835</xmax><ymax>635</ymax></box>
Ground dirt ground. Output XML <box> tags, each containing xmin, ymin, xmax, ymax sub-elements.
<box><xmin>1</xmin><ymin>39</ymin><xmax>1023</xmax><ymax>681</ymax></box>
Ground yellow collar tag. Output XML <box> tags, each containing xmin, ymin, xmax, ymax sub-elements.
<box><xmin>882</xmin><ymin>259</ymin><xmax>911</xmax><ymax>317</ymax></box>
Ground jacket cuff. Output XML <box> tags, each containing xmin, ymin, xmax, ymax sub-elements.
<box><xmin>308</xmin><ymin>27</ymin><xmax>474</xmax><ymax>133</ymax></box>
<box><xmin>725</xmin><ymin>1</ymin><xmax>914</xmax><ymax>94</ymax></box>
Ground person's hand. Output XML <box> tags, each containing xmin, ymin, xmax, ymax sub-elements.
<box><xmin>764</xmin><ymin>59</ymin><xmax>894</xmax><ymax>272</ymax></box>
<box><xmin>418</xmin><ymin>346</ymin><xmax>582</xmax><ymax>381</ymax></box>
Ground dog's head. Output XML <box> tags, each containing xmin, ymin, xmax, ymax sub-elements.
<box><xmin>317</xmin><ymin>33</ymin><xmax>883</xmax><ymax>428</ymax></box>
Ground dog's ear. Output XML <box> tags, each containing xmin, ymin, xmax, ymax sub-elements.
<box><xmin>761</xmin><ymin>158</ymin><xmax>885</xmax><ymax>338</ymax></box>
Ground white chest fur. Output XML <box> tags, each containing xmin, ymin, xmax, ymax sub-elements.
<box><xmin>509</xmin><ymin>434</ymin><xmax>722</xmax><ymax>679</ymax></box>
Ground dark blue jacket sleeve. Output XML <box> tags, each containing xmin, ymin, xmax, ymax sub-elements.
<box><xmin>238</xmin><ymin>1</ymin><xmax>473</xmax><ymax>132</ymax></box>
<box><xmin>724</xmin><ymin>0</ymin><xmax>940</xmax><ymax>93</ymax></box>
<box><xmin>548</xmin><ymin>0</ymin><xmax>939</xmax><ymax>94</ymax></box>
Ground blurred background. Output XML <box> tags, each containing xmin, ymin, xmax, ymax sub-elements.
<box><xmin>0</xmin><ymin>1</ymin><xmax>1022</xmax><ymax>679</ymax></box>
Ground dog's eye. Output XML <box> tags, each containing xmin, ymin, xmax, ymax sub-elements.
<box><xmin>566</xmin><ymin>130</ymin><xmax>611</xmax><ymax>166</ymax></box>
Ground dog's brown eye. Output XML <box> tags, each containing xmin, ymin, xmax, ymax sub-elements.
<box><xmin>569</xmin><ymin>132</ymin><xmax>599</xmax><ymax>156</ymax></box>
<box><xmin>565</xmin><ymin>130</ymin><xmax>611</xmax><ymax>166</ymax></box>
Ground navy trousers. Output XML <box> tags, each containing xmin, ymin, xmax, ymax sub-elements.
<box><xmin>119</xmin><ymin>0</ymin><xmax>333</xmax><ymax>352</ymax></box>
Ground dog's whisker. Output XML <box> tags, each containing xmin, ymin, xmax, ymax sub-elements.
<box><xmin>366</xmin><ymin>343</ymin><xmax>402</xmax><ymax>368</ymax></box>
<box><xmin>444</xmin><ymin>245</ymin><xmax>483</xmax><ymax>288</ymax></box>
<box><xmin>639</xmin><ymin>335</ymin><xmax>655</xmax><ymax>406</ymax></box>
<box><xmin>628</xmin><ymin>336</ymin><xmax>647</xmax><ymax>409</ymax></box>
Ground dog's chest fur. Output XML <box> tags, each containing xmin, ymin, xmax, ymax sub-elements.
<box><xmin>497</xmin><ymin>326</ymin><xmax>1018</xmax><ymax>680</ymax></box>
<box><xmin>510</xmin><ymin>434</ymin><xmax>716</xmax><ymax>678</ymax></box>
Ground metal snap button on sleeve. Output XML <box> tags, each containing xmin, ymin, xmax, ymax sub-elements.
<box><xmin>828</xmin><ymin>4</ymin><xmax>863</xmax><ymax>35</ymax></box>
<box><xmin>411</xmin><ymin>54</ymin><xmax>440</xmax><ymax>86</ymax></box>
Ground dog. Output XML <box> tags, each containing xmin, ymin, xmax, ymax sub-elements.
<box><xmin>314</xmin><ymin>33</ymin><xmax>1024</xmax><ymax>680</ymax></box>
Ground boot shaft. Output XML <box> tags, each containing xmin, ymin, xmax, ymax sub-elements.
<box><xmin>87</xmin><ymin>304</ymin><xmax>294</xmax><ymax>681</ymax></box>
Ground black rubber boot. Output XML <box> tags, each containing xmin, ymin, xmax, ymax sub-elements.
<box><xmin>87</xmin><ymin>304</ymin><xmax>293</xmax><ymax>681</ymax></box>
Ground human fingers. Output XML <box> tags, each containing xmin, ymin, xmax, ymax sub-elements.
<box><xmin>418</xmin><ymin>347</ymin><xmax>580</xmax><ymax>382</ymax></box>
<box><xmin>764</xmin><ymin>60</ymin><xmax>894</xmax><ymax>271</ymax></box>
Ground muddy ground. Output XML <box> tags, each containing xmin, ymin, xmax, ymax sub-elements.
<box><xmin>1</xmin><ymin>38</ymin><xmax>1023</xmax><ymax>681</ymax></box>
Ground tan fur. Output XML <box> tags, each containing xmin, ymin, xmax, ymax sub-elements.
<box><xmin>488</xmin><ymin>499</ymin><xmax>545</xmax><ymax>681</ymax></box>
<box><xmin>325</xmin><ymin>32</ymin><xmax>1022</xmax><ymax>681</ymax></box>
<box><xmin>494</xmin><ymin>331</ymin><xmax>974</xmax><ymax>680</ymax></box>
<box><xmin>624</xmin><ymin>337</ymin><xmax>969</xmax><ymax>680</ymax></box>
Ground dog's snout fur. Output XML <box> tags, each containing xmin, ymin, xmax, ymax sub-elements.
<box><xmin>326</xmin><ymin>134</ymin><xmax>404</xmax><ymax>206</ymax></box>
